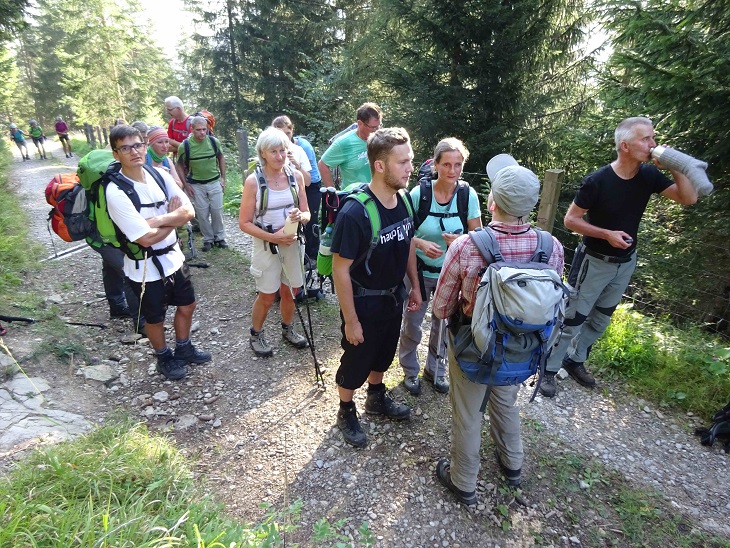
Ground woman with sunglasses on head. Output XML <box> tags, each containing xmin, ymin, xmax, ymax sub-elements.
<box><xmin>399</xmin><ymin>138</ymin><xmax>482</xmax><ymax>396</ymax></box>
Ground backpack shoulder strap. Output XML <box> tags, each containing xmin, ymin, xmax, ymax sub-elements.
<box><xmin>469</xmin><ymin>226</ymin><xmax>502</xmax><ymax>264</ymax></box>
<box><xmin>284</xmin><ymin>164</ymin><xmax>299</xmax><ymax>207</ymax></box>
<box><xmin>530</xmin><ymin>228</ymin><xmax>553</xmax><ymax>263</ymax></box>
<box><xmin>209</xmin><ymin>135</ymin><xmax>219</xmax><ymax>157</ymax></box>
<box><xmin>456</xmin><ymin>181</ymin><xmax>471</xmax><ymax>231</ymax></box>
<box><xmin>255</xmin><ymin>164</ymin><xmax>268</xmax><ymax>220</ymax></box>
<box><xmin>398</xmin><ymin>188</ymin><xmax>414</xmax><ymax>219</ymax></box>
<box><xmin>415</xmin><ymin>178</ymin><xmax>432</xmax><ymax>230</ymax></box>
<box><xmin>142</xmin><ymin>165</ymin><xmax>169</xmax><ymax>200</ymax></box>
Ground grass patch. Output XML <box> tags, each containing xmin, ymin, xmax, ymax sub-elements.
<box><xmin>589</xmin><ymin>304</ymin><xmax>730</xmax><ymax>418</ymax></box>
<box><xmin>0</xmin><ymin>417</ymin><xmax>365</xmax><ymax>547</ymax></box>
<box><xmin>70</xmin><ymin>136</ymin><xmax>93</xmax><ymax>158</ymax></box>
<box><xmin>0</xmin><ymin>140</ymin><xmax>44</xmax><ymax>300</ymax></box>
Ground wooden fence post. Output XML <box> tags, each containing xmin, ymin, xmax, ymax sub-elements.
<box><xmin>84</xmin><ymin>123</ymin><xmax>92</xmax><ymax>145</ymax></box>
<box><xmin>102</xmin><ymin>127</ymin><xmax>108</xmax><ymax>146</ymax></box>
<box><xmin>536</xmin><ymin>168</ymin><xmax>564</xmax><ymax>233</ymax></box>
<box><xmin>236</xmin><ymin>127</ymin><xmax>249</xmax><ymax>176</ymax></box>
<box><xmin>95</xmin><ymin>126</ymin><xmax>102</xmax><ymax>147</ymax></box>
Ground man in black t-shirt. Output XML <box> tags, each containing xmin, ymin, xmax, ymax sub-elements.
<box><xmin>330</xmin><ymin>127</ymin><xmax>422</xmax><ymax>448</ymax></box>
<box><xmin>541</xmin><ymin>117</ymin><xmax>697</xmax><ymax>397</ymax></box>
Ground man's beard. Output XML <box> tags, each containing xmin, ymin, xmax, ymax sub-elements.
<box><xmin>383</xmin><ymin>167</ymin><xmax>407</xmax><ymax>191</ymax></box>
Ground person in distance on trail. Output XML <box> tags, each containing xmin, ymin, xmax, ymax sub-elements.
<box><xmin>399</xmin><ymin>138</ymin><xmax>482</xmax><ymax>397</ymax></box>
<box><xmin>146</xmin><ymin>126</ymin><xmax>183</xmax><ymax>189</ymax></box>
<box><xmin>8</xmin><ymin>123</ymin><xmax>30</xmax><ymax>161</ymax></box>
<box><xmin>106</xmin><ymin>124</ymin><xmax>211</xmax><ymax>381</ymax></box>
<box><xmin>272</xmin><ymin>115</ymin><xmax>312</xmax><ymax>186</ymax></box>
<box><xmin>28</xmin><ymin>119</ymin><xmax>47</xmax><ymax>159</ymax></box>
<box><xmin>55</xmin><ymin>116</ymin><xmax>73</xmax><ymax>158</ymax></box>
<box><xmin>238</xmin><ymin>127</ymin><xmax>311</xmax><ymax>358</ymax></box>
<box><xmin>164</xmin><ymin>96</ymin><xmax>191</xmax><ymax>154</ymax></box>
<box><xmin>318</xmin><ymin>103</ymin><xmax>383</xmax><ymax>189</ymax></box>
<box><xmin>432</xmin><ymin>156</ymin><xmax>564</xmax><ymax>504</ymax></box>
<box><xmin>176</xmin><ymin>116</ymin><xmax>228</xmax><ymax>251</ymax></box>
<box><xmin>540</xmin><ymin>116</ymin><xmax>697</xmax><ymax>398</ymax></box>
<box><xmin>330</xmin><ymin>127</ymin><xmax>421</xmax><ymax>449</ymax></box>
<box><xmin>271</xmin><ymin>115</ymin><xmax>322</xmax><ymax>263</ymax></box>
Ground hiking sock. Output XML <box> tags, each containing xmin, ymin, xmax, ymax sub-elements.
<box><xmin>340</xmin><ymin>400</ymin><xmax>356</xmax><ymax>412</ymax></box>
<box><xmin>156</xmin><ymin>347</ymin><xmax>173</xmax><ymax>358</ymax></box>
<box><xmin>175</xmin><ymin>338</ymin><xmax>191</xmax><ymax>351</ymax></box>
<box><xmin>367</xmin><ymin>382</ymin><xmax>385</xmax><ymax>394</ymax></box>
<box><xmin>250</xmin><ymin>326</ymin><xmax>261</xmax><ymax>336</ymax></box>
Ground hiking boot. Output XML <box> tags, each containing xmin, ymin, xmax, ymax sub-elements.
<box><xmin>156</xmin><ymin>352</ymin><xmax>187</xmax><ymax>381</ymax></box>
<box><xmin>436</xmin><ymin>458</ymin><xmax>477</xmax><ymax>506</ymax></box>
<box><xmin>214</xmin><ymin>239</ymin><xmax>229</xmax><ymax>249</ymax></box>
<box><xmin>202</xmin><ymin>241</ymin><xmax>213</xmax><ymax>252</ymax></box>
<box><xmin>539</xmin><ymin>372</ymin><xmax>557</xmax><ymax>398</ymax></box>
<box><xmin>337</xmin><ymin>405</ymin><xmax>368</xmax><ymax>448</ymax></box>
<box><xmin>495</xmin><ymin>450</ymin><xmax>522</xmax><ymax>487</ymax></box>
<box><xmin>365</xmin><ymin>386</ymin><xmax>411</xmax><ymax>420</ymax></box>
<box><xmin>423</xmin><ymin>369</ymin><xmax>449</xmax><ymax>394</ymax></box>
<box><xmin>403</xmin><ymin>375</ymin><xmax>421</xmax><ymax>396</ymax></box>
<box><xmin>174</xmin><ymin>343</ymin><xmax>212</xmax><ymax>365</ymax></box>
<box><xmin>43</xmin><ymin>154</ymin><xmax>48</xmax><ymax>159</ymax></box>
<box><xmin>250</xmin><ymin>329</ymin><xmax>273</xmax><ymax>357</ymax></box>
<box><xmin>282</xmin><ymin>323</ymin><xmax>308</xmax><ymax>348</ymax></box>
<box><xmin>563</xmin><ymin>357</ymin><xmax>596</xmax><ymax>388</ymax></box>
<box><xmin>110</xmin><ymin>307</ymin><xmax>132</xmax><ymax>319</ymax></box>
<box><xmin>24</xmin><ymin>156</ymin><xmax>30</xmax><ymax>160</ymax></box>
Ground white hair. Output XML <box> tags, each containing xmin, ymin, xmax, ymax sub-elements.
<box><xmin>256</xmin><ymin>127</ymin><xmax>290</xmax><ymax>166</ymax></box>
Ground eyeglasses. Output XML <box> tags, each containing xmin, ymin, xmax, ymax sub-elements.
<box><xmin>166</xmin><ymin>107</ymin><xmax>178</xmax><ymax>113</ymax></box>
<box><xmin>114</xmin><ymin>143</ymin><xmax>146</xmax><ymax>154</ymax></box>
<box><xmin>364</xmin><ymin>120</ymin><xmax>382</xmax><ymax>131</ymax></box>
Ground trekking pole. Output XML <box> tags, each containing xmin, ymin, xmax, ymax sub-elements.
<box><xmin>435</xmin><ymin>316</ymin><xmax>447</xmax><ymax>375</ymax></box>
<box><xmin>277</xmin><ymin>233</ymin><xmax>326</xmax><ymax>388</ymax></box>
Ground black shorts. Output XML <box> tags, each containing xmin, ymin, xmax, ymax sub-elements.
<box><xmin>58</xmin><ymin>133</ymin><xmax>70</xmax><ymax>143</ymax></box>
<box><xmin>336</xmin><ymin>296</ymin><xmax>403</xmax><ymax>390</ymax></box>
<box><xmin>32</xmin><ymin>137</ymin><xmax>43</xmax><ymax>146</ymax></box>
<box><xmin>128</xmin><ymin>263</ymin><xmax>196</xmax><ymax>324</ymax></box>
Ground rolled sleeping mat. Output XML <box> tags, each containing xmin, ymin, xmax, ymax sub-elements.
<box><xmin>651</xmin><ymin>145</ymin><xmax>713</xmax><ymax>197</ymax></box>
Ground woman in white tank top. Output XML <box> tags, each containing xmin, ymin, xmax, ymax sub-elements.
<box><xmin>239</xmin><ymin>127</ymin><xmax>311</xmax><ymax>357</ymax></box>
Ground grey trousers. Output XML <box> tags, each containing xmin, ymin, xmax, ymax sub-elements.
<box><xmin>547</xmin><ymin>246</ymin><xmax>637</xmax><ymax>373</ymax></box>
<box><xmin>399</xmin><ymin>275</ymin><xmax>447</xmax><ymax>377</ymax></box>
<box><xmin>190</xmin><ymin>180</ymin><xmax>226</xmax><ymax>244</ymax></box>
<box><xmin>448</xmin><ymin>337</ymin><xmax>523</xmax><ymax>493</ymax></box>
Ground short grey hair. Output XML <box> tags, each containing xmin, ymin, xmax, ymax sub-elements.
<box><xmin>164</xmin><ymin>96</ymin><xmax>183</xmax><ymax>109</ymax></box>
<box><xmin>256</xmin><ymin>127</ymin><xmax>290</xmax><ymax>166</ymax></box>
<box><xmin>131</xmin><ymin>120</ymin><xmax>149</xmax><ymax>135</ymax></box>
<box><xmin>615</xmin><ymin>117</ymin><xmax>653</xmax><ymax>152</ymax></box>
<box><xmin>190</xmin><ymin>116</ymin><xmax>208</xmax><ymax>129</ymax></box>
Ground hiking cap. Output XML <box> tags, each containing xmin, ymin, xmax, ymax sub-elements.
<box><xmin>147</xmin><ymin>126</ymin><xmax>167</xmax><ymax>143</ymax></box>
<box><xmin>488</xmin><ymin>155</ymin><xmax>539</xmax><ymax>218</ymax></box>
<box><xmin>486</xmin><ymin>153</ymin><xmax>519</xmax><ymax>182</ymax></box>
<box><xmin>56</xmin><ymin>116</ymin><xmax>63</xmax><ymax>121</ymax></box>
<box><xmin>9</xmin><ymin>123</ymin><xmax>17</xmax><ymax>129</ymax></box>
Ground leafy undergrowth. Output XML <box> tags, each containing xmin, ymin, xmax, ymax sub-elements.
<box><xmin>590</xmin><ymin>304</ymin><xmax>730</xmax><ymax>418</ymax></box>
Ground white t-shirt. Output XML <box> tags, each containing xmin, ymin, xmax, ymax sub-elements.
<box><xmin>288</xmin><ymin>142</ymin><xmax>311</xmax><ymax>173</ymax></box>
<box><xmin>106</xmin><ymin>167</ymin><xmax>189</xmax><ymax>282</ymax></box>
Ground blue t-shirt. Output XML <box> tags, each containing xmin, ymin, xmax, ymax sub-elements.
<box><xmin>294</xmin><ymin>136</ymin><xmax>321</xmax><ymax>184</ymax></box>
<box><xmin>410</xmin><ymin>182</ymin><xmax>481</xmax><ymax>278</ymax></box>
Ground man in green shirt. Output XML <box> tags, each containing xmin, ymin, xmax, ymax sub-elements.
<box><xmin>28</xmin><ymin>119</ymin><xmax>47</xmax><ymax>159</ymax></box>
<box><xmin>318</xmin><ymin>103</ymin><xmax>383</xmax><ymax>189</ymax></box>
<box><xmin>176</xmin><ymin>116</ymin><xmax>228</xmax><ymax>251</ymax></box>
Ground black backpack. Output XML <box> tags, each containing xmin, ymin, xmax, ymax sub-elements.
<box><xmin>695</xmin><ymin>401</ymin><xmax>730</xmax><ymax>453</ymax></box>
<box><xmin>414</xmin><ymin>177</ymin><xmax>471</xmax><ymax>232</ymax></box>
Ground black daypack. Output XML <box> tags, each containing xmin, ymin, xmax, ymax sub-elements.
<box><xmin>695</xmin><ymin>401</ymin><xmax>730</xmax><ymax>453</ymax></box>
<box><xmin>414</xmin><ymin>177</ymin><xmax>471</xmax><ymax>233</ymax></box>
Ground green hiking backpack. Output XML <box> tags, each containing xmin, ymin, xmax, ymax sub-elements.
<box><xmin>77</xmin><ymin>150</ymin><xmax>171</xmax><ymax>266</ymax></box>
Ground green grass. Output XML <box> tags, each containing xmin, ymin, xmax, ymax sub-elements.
<box><xmin>0</xmin><ymin>140</ymin><xmax>44</xmax><ymax>300</ymax></box>
<box><xmin>589</xmin><ymin>304</ymin><xmax>730</xmax><ymax>418</ymax></box>
<box><xmin>0</xmin><ymin>417</ymin><xmax>365</xmax><ymax>547</ymax></box>
<box><xmin>70</xmin><ymin>136</ymin><xmax>93</xmax><ymax>157</ymax></box>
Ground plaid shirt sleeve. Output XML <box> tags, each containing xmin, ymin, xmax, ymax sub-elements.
<box><xmin>432</xmin><ymin>224</ymin><xmax>565</xmax><ymax>319</ymax></box>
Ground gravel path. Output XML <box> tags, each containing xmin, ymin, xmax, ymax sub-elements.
<box><xmin>3</xmin><ymin>140</ymin><xmax>728</xmax><ymax>546</ymax></box>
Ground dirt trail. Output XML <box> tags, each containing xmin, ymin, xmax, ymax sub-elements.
<box><xmin>2</xmin><ymin>139</ymin><xmax>728</xmax><ymax>547</ymax></box>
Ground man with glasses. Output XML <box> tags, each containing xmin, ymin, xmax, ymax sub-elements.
<box><xmin>164</xmin><ymin>96</ymin><xmax>191</xmax><ymax>154</ymax></box>
<box><xmin>105</xmin><ymin>125</ymin><xmax>211</xmax><ymax>381</ymax></box>
<box><xmin>319</xmin><ymin>103</ymin><xmax>383</xmax><ymax>189</ymax></box>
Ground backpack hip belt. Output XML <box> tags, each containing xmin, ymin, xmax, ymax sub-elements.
<box><xmin>188</xmin><ymin>175</ymin><xmax>221</xmax><ymax>184</ymax></box>
<box><xmin>352</xmin><ymin>279</ymin><xmax>404</xmax><ymax>304</ymax></box>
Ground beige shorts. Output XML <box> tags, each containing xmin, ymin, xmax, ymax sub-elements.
<box><xmin>250</xmin><ymin>238</ymin><xmax>304</xmax><ymax>294</ymax></box>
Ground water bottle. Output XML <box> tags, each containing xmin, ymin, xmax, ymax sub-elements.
<box><xmin>283</xmin><ymin>216</ymin><xmax>298</xmax><ymax>235</ymax></box>
<box><xmin>319</xmin><ymin>226</ymin><xmax>333</xmax><ymax>256</ymax></box>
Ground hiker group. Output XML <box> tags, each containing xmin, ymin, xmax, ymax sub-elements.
<box><xmin>40</xmin><ymin>103</ymin><xmax>704</xmax><ymax>506</ymax></box>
